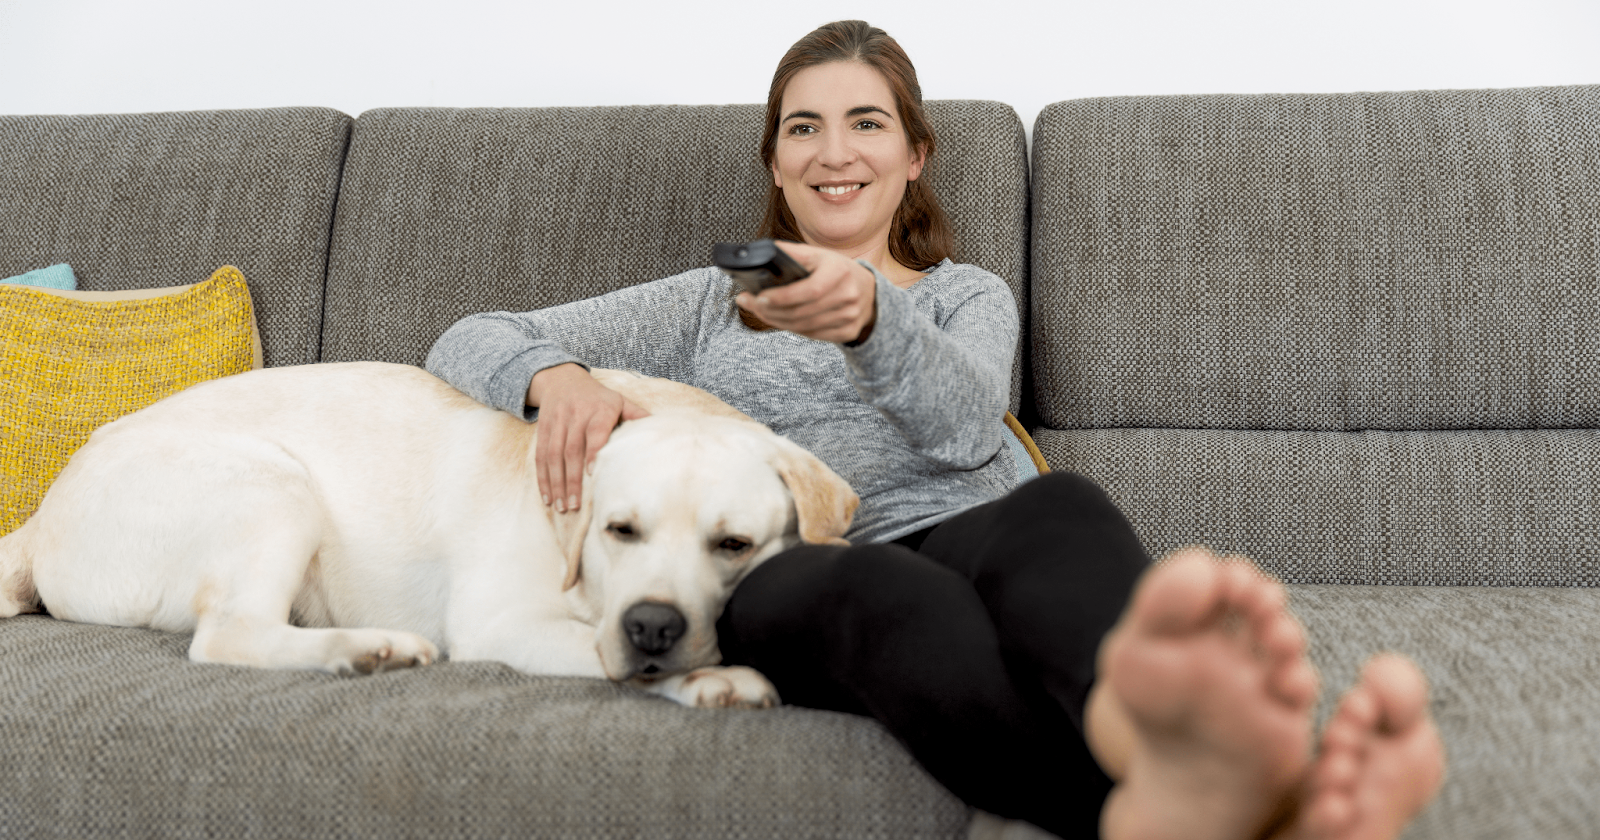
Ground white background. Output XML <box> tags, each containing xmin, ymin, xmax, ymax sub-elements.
<box><xmin>2</xmin><ymin>0</ymin><xmax>1597</xmax><ymax>144</ymax></box>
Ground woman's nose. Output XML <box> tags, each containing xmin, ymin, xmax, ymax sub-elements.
<box><xmin>816</xmin><ymin>130</ymin><xmax>857</xmax><ymax>167</ymax></box>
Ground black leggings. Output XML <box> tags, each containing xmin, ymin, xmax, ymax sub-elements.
<box><xmin>716</xmin><ymin>472</ymin><xmax>1151</xmax><ymax>838</ymax></box>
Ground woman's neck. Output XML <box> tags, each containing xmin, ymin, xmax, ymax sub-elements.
<box><xmin>827</xmin><ymin>239</ymin><xmax>927</xmax><ymax>290</ymax></box>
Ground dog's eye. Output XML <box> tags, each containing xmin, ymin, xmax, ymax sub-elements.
<box><xmin>717</xmin><ymin>537</ymin><xmax>752</xmax><ymax>554</ymax></box>
<box><xmin>606</xmin><ymin>522</ymin><xmax>638</xmax><ymax>540</ymax></box>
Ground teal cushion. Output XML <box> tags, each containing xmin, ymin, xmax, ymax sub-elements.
<box><xmin>1003</xmin><ymin>423</ymin><xmax>1041</xmax><ymax>483</ymax></box>
<box><xmin>2</xmin><ymin>264</ymin><xmax>77</xmax><ymax>290</ymax></box>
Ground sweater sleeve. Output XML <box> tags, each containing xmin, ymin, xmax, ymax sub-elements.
<box><xmin>425</xmin><ymin>268</ymin><xmax>719</xmax><ymax>420</ymax></box>
<box><xmin>840</xmin><ymin>263</ymin><xmax>1019</xmax><ymax>470</ymax></box>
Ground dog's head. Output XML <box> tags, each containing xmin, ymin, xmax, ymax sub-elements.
<box><xmin>551</xmin><ymin>411</ymin><xmax>857</xmax><ymax>682</ymax></box>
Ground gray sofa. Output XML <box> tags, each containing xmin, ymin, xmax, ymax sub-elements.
<box><xmin>1</xmin><ymin>85</ymin><xmax>1595</xmax><ymax>838</ymax></box>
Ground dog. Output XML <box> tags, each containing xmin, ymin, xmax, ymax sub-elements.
<box><xmin>0</xmin><ymin>362</ymin><xmax>858</xmax><ymax>708</ymax></box>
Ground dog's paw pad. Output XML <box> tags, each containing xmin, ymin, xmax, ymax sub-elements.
<box><xmin>681</xmin><ymin>666</ymin><xmax>780</xmax><ymax>709</ymax></box>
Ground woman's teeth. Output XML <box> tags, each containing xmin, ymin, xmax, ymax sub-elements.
<box><xmin>817</xmin><ymin>184</ymin><xmax>862</xmax><ymax>196</ymax></box>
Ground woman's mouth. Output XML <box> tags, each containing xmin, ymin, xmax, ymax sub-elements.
<box><xmin>814</xmin><ymin>183</ymin><xmax>864</xmax><ymax>196</ymax></box>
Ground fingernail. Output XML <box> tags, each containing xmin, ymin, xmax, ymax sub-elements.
<box><xmin>567</xmin><ymin>495</ymin><xmax>579</xmax><ymax>512</ymax></box>
<box><xmin>586</xmin><ymin>461</ymin><xmax>595</xmax><ymax>476</ymax></box>
<box><xmin>542</xmin><ymin>494</ymin><xmax>550</xmax><ymax>507</ymax></box>
<box><xmin>554</xmin><ymin>498</ymin><xmax>566</xmax><ymax>513</ymax></box>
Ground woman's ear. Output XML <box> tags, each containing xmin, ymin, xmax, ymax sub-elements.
<box><xmin>772</xmin><ymin>161</ymin><xmax>784</xmax><ymax>189</ymax></box>
<box><xmin>908</xmin><ymin>143</ymin><xmax>927</xmax><ymax>182</ymax></box>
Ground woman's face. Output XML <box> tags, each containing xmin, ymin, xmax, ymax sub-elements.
<box><xmin>771</xmin><ymin>61</ymin><xmax>926</xmax><ymax>256</ymax></box>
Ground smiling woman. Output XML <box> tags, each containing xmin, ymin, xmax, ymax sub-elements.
<box><xmin>757</xmin><ymin>29</ymin><xmax>951</xmax><ymax>290</ymax></box>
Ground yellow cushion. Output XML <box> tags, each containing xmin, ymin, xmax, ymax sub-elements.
<box><xmin>0</xmin><ymin>265</ymin><xmax>261</xmax><ymax>536</ymax></box>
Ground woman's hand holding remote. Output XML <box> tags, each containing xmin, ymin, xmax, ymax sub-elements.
<box><xmin>735</xmin><ymin>242</ymin><xmax>878</xmax><ymax>345</ymax></box>
<box><xmin>526</xmin><ymin>363</ymin><xmax>650</xmax><ymax>513</ymax></box>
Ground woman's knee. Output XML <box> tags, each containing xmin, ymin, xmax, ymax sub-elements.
<box><xmin>717</xmin><ymin>541</ymin><xmax>1013</xmax><ymax>713</ymax></box>
<box><xmin>1011</xmin><ymin>471</ymin><xmax>1127</xmax><ymax>524</ymax></box>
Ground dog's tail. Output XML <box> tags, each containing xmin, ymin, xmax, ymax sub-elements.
<box><xmin>0</xmin><ymin>521</ymin><xmax>41</xmax><ymax>618</ymax></box>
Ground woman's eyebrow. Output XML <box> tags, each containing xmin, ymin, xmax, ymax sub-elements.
<box><xmin>781</xmin><ymin>105</ymin><xmax>894</xmax><ymax>123</ymax></box>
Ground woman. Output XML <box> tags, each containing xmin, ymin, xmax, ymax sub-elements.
<box><xmin>427</xmin><ymin>20</ymin><xmax>1443</xmax><ymax>840</ymax></box>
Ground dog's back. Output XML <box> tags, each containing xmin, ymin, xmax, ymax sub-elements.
<box><xmin>1</xmin><ymin>362</ymin><xmax>536</xmax><ymax>633</ymax></box>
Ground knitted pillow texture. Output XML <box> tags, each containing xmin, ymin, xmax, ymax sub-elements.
<box><xmin>0</xmin><ymin>265</ymin><xmax>261</xmax><ymax>535</ymax></box>
<box><xmin>1</xmin><ymin>264</ymin><xmax>77</xmax><ymax>291</ymax></box>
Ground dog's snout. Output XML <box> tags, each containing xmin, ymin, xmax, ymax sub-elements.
<box><xmin>623</xmin><ymin>602</ymin><xmax>687</xmax><ymax>656</ymax></box>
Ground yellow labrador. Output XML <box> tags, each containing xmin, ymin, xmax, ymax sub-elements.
<box><xmin>0</xmin><ymin>362</ymin><xmax>857</xmax><ymax>708</ymax></box>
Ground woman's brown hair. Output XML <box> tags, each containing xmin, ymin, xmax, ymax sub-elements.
<box><xmin>739</xmin><ymin>20</ymin><xmax>954</xmax><ymax>330</ymax></box>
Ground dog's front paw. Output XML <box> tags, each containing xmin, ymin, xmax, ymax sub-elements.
<box><xmin>676</xmin><ymin>665</ymin><xmax>780</xmax><ymax>709</ymax></box>
<box><xmin>334</xmin><ymin>630</ymin><xmax>440</xmax><ymax>675</ymax></box>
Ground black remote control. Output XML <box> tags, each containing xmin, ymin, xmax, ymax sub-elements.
<box><xmin>713</xmin><ymin>239</ymin><xmax>811</xmax><ymax>295</ymax></box>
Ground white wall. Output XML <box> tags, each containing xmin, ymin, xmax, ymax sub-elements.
<box><xmin>2</xmin><ymin>0</ymin><xmax>1597</xmax><ymax>142</ymax></box>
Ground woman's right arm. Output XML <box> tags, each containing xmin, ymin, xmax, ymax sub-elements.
<box><xmin>425</xmin><ymin>269</ymin><xmax>718</xmax><ymax>512</ymax></box>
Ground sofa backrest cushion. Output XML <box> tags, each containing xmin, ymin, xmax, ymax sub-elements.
<box><xmin>1030</xmin><ymin>85</ymin><xmax>1600</xmax><ymax>431</ymax></box>
<box><xmin>0</xmin><ymin>108</ymin><xmax>350</xmax><ymax>368</ymax></box>
<box><xmin>321</xmin><ymin>101</ymin><xmax>1029</xmax><ymax>412</ymax></box>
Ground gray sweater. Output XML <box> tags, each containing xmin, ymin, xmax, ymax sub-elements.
<box><xmin>424</xmin><ymin>259</ymin><xmax>1020</xmax><ymax>544</ymax></box>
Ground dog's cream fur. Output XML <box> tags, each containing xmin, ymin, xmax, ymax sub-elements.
<box><xmin>0</xmin><ymin>362</ymin><xmax>858</xmax><ymax>708</ymax></box>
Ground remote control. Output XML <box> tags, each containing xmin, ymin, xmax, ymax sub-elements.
<box><xmin>713</xmin><ymin>239</ymin><xmax>811</xmax><ymax>295</ymax></box>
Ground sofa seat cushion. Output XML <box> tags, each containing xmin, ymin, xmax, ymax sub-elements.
<box><xmin>1288</xmin><ymin>583</ymin><xmax>1600</xmax><ymax>840</ymax></box>
<box><xmin>0</xmin><ymin>615</ymin><xmax>969</xmax><ymax>839</ymax></box>
<box><xmin>1034</xmin><ymin>426</ymin><xmax>1600</xmax><ymax>586</ymax></box>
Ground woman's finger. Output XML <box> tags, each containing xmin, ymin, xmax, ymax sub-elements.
<box><xmin>561</xmin><ymin>412</ymin><xmax>588</xmax><ymax>512</ymax></box>
<box><xmin>539</xmin><ymin>415</ymin><xmax>566</xmax><ymax>511</ymax></box>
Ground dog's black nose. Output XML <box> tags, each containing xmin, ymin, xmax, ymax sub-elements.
<box><xmin>623</xmin><ymin>602</ymin><xmax>687</xmax><ymax>656</ymax></box>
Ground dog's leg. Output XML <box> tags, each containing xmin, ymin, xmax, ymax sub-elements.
<box><xmin>186</xmin><ymin>485</ymin><xmax>440</xmax><ymax>675</ymax></box>
<box><xmin>635</xmin><ymin>665</ymin><xmax>780</xmax><ymax>709</ymax></box>
<box><xmin>192</xmin><ymin>614</ymin><xmax>439</xmax><ymax>675</ymax></box>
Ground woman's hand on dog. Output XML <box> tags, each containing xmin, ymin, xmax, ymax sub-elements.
<box><xmin>735</xmin><ymin>242</ymin><xmax>877</xmax><ymax>345</ymax></box>
<box><xmin>527</xmin><ymin>363</ymin><xmax>650</xmax><ymax>513</ymax></box>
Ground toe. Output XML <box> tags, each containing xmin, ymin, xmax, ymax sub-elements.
<box><xmin>1135</xmin><ymin>548</ymin><xmax>1224</xmax><ymax>635</ymax></box>
<box><xmin>1302</xmin><ymin>789</ymin><xmax>1357</xmax><ymax>837</ymax></box>
<box><xmin>1362</xmin><ymin>654</ymin><xmax>1430</xmax><ymax>734</ymax></box>
<box><xmin>1258</xmin><ymin>608</ymin><xmax>1308</xmax><ymax>665</ymax></box>
<box><xmin>1271</xmin><ymin>657</ymin><xmax>1321</xmax><ymax>708</ymax></box>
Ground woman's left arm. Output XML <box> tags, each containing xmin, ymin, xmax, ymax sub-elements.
<box><xmin>837</xmin><ymin>263</ymin><xmax>1018</xmax><ymax>470</ymax></box>
<box><xmin>737</xmin><ymin>243</ymin><xmax>1018</xmax><ymax>469</ymax></box>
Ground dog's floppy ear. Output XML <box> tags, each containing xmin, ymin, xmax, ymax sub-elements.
<box><xmin>549</xmin><ymin>485</ymin><xmax>595</xmax><ymax>591</ymax></box>
<box><xmin>766</xmin><ymin>435</ymin><xmax>859</xmax><ymax>546</ymax></box>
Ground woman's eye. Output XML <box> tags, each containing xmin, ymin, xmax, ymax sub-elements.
<box><xmin>717</xmin><ymin>537</ymin><xmax>752</xmax><ymax>553</ymax></box>
<box><xmin>855</xmin><ymin>119</ymin><xmax>883</xmax><ymax>130</ymax></box>
<box><xmin>788</xmin><ymin>124</ymin><xmax>816</xmax><ymax>136</ymax></box>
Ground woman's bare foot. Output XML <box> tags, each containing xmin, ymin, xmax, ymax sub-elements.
<box><xmin>1284</xmin><ymin>653</ymin><xmax>1446</xmax><ymax>840</ymax></box>
<box><xmin>1091</xmin><ymin>548</ymin><xmax>1321</xmax><ymax>840</ymax></box>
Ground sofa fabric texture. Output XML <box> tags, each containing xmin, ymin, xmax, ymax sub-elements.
<box><xmin>1030</xmin><ymin>85</ymin><xmax>1600</xmax><ymax>432</ymax></box>
<box><xmin>0</xmin><ymin>108</ymin><xmax>350</xmax><ymax>367</ymax></box>
<box><xmin>320</xmin><ymin>101</ymin><xmax>1030</xmax><ymax>413</ymax></box>
<box><xmin>1035</xmin><ymin>427</ymin><xmax>1600</xmax><ymax>586</ymax></box>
